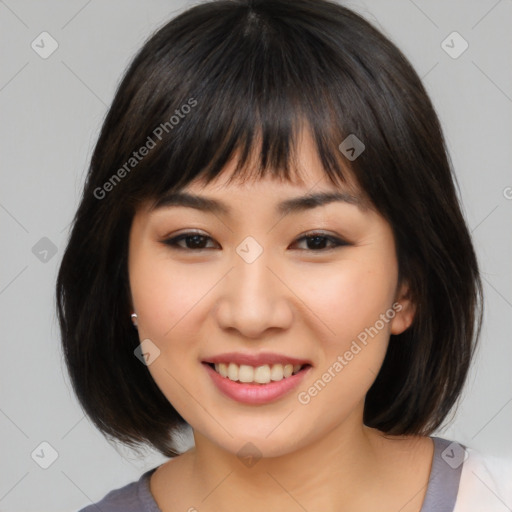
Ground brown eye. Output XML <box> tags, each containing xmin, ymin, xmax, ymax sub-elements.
<box><xmin>162</xmin><ymin>232</ymin><xmax>218</xmax><ymax>250</ymax></box>
<box><xmin>292</xmin><ymin>232</ymin><xmax>349</xmax><ymax>251</ymax></box>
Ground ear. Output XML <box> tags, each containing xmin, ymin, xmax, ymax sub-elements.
<box><xmin>390</xmin><ymin>280</ymin><xmax>416</xmax><ymax>335</ymax></box>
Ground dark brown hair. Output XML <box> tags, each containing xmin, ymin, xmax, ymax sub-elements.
<box><xmin>56</xmin><ymin>0</ymin><xmax>483</xmax><ymax>457</ymax></box>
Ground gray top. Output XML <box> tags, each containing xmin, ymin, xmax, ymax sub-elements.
<box><xmin>76</xmin><ymin>436</ymin><xmax>463</xmax><ymax>512</ymax></box>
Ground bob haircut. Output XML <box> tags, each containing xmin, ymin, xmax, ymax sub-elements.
<box><xmin>56</xmin><ymin>0</ymin><xmax>483</xmax><ymax>458</ymax></box>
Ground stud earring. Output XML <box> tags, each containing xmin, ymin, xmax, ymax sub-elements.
<box><xmin>131</xmin><ymin>313</ymin><xmax>138</xmax><ymax>328</ymax></box>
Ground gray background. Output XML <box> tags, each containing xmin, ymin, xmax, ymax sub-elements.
<box><xmin>1</xmin><ymin>0</ymin><xmax>511</xmax><ymax>510</ymax></box>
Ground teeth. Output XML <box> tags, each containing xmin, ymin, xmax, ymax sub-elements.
<box><xmin>213</xmin><ymin>362</ymin><xmax>303</xmax><ymax>384</ymax></box>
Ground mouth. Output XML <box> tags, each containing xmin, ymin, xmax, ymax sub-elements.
<box><xmin>202</xmin><ymin>360</ymin><xmax>313</xmax><ymax>405</ymax></box>
<box><xmin>202</xmin><ymin>361</ymin><xmax>312</xmax><ymax>385</ymax></box>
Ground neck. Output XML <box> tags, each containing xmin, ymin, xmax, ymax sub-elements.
<box><xmin>187</xmin><ymin>414</ymin><xmax>388</xmax><ymax>511</ymax></box>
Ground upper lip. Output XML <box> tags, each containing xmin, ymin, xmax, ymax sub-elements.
<box><xmin>202</xmin><ymin>352</ymin><xmax>312</xmax><ymax>367</ymax></box>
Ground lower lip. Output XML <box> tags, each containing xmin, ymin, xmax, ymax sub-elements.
<box><xmin>203</xmin><ymin>363</ymin><xmax>312</xmax><ymax>405</ymax></box>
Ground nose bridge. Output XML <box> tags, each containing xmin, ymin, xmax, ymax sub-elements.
<box><xmin>214</xmin><ymin>234</ymin><xmax>293</xmax><ymax>336</ymax></box>
<box><xmin>232</xmin><ymin>235</ymin><xmax>276</xmax><ymax>304</ymax></box>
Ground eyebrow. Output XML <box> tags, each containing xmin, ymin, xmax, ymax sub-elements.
<box><xmin>151</xmin><ymin>190</ymin><xmax>367</xmax><ymax>216</ymax></box>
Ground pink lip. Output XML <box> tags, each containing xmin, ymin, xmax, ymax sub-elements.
<box><xmin>203</xmin><ymin>362</ymin><xmax>312</xmax><ymax>405</ymax></box>
<box><xmin>202</xmin><ymin>352</ymin><xmax>312</xmax><ymax>367</ymax></box>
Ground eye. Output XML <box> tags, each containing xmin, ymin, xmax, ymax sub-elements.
<box><xmin>161</xmin><ymin>231</ymin><xmax>349</xmax><ymax>252</ymax></box>
<box><xmin>162</xmin><ymin>231</ymin><xmax>219</xmax><ymax>250</ymax></box>
<box><xmin>291</xmin><ymin>232</ymin><xmax>349</xmax><ymax>251</ymax></box>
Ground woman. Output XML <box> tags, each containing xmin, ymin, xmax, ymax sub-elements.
<box><xmin>56</xmin><ymin>1</ymin><xmax>512</xmax><ymax>510</ymax></box>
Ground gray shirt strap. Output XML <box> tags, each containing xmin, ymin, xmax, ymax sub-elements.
<box><xmin>420</xmin><ymin>436</ymin><xmax>464</xmax><ymax>512</ymax></box>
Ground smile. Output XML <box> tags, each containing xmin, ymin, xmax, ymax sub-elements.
<box><xmin>208</xmin><ymin>362</ymin><xmax>306</xmax><ymax>385</ymax></box>
<box><xmin>202</xmin><ymin>362</ymin><xmax>312</xmax><ymax>405</ymax></box>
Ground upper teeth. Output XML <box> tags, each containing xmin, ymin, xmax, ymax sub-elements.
<box><xmin>214</xmin><ymin>363</ymin><xmax>303</xmax><ymax>384</ymax></box>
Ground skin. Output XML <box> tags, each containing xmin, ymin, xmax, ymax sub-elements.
<box><xmin>128</xmin><ymin>129</ymin><xmax>433</xmax><ymax>512</ymax></box>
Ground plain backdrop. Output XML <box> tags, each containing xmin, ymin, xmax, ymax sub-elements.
<box><xmin>1</xmin><ymin>0</ymin><xmax>511</xmax><ymax>510</ymax></box>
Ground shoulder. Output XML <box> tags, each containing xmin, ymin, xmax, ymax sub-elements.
<box><xmin>76</xmin><ymin>467</ymin><xmax>160</xmax><ymax>512</ymax></box>
<box><xmin>453</xmin><ymin>442</ymin><xmax>512</xmax><ymax>512</ymax></box>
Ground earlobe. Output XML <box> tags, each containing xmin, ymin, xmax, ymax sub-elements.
<box><xmin>390</xmin><ymin>282</ymin><xmax>416</xmax><ymax>335</ymax></box>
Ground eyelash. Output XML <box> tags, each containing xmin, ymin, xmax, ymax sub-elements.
<box><xmin>162</xmin><ymin>231</ymin><xmax>350</xmax><ymax>252</ymax></box>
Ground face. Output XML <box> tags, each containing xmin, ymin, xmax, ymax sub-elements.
<box><xmin>128</xmin><ymin>130</ymin><xmax>415</xmax><ymax>458</ymax></box>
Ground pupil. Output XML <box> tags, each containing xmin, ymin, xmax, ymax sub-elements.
<box><xmin>189</xmin><ymin>235</ymin><xmax>205</xmax><ymax>248</ymax></box>
<box><xmin>309</xmin><ymin>236</ymin><xmax>326</xmax><ymax>249</ymax></box>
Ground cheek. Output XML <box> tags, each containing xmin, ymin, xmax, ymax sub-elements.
<box><xmin>292</xmin><ymin>264</ymin><xmax>394</xmax><ymax>416</ymax></box>
<box><xmin>129</xmin><ymin>251</ymin><xmax>212</xmax><ymax>412</ymax></box>
<box><xmin>300</xmin><ymin>258</ymin><xmax>397</xmax><ymax>343</ymax></box>
<box><xmin>293</xmin><ymin>258</ymin><xmax>397</xmax><ymax>404</ymax></box>
<box><xmin>130</xmin><ymin>250</ymin><xmax>214</xmax><ymax>340</ymax></box>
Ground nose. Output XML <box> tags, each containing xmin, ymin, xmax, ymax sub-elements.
<box><xmin>214</xmin><ymin>247</ymin><xmax>294</xmax><ymax>339</ymax></box>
